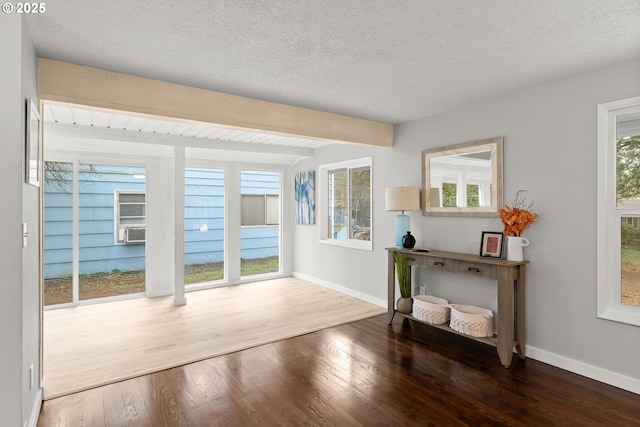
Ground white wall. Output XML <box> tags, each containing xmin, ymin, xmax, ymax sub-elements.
<box><xmin>0</xmin><ymin>14</ymin><xmax>42</xmax><ymax>427</ymax></box>
<box><xmin>21</xmin><ymin>17</ymin><xmax>42</xmax><ymax>425</ymax></box>
<box><xmin>294</xmin><ymin>58</ymin><xmax>640</xmax><ymax>393</ymax></box>
<box><xmin>0</xmin><ymin>15</ymin><xmax>26</xmax><ymax>426</ymax></box>
<box><xmin>293</xmin><ymin>143</ymin><xmax>396</xmax><ymax>304</ymax></box>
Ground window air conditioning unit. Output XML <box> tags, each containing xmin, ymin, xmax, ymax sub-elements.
<box><xmin>125</xmin><ymin>227</ymin><xmax>146</xmax><ymax>244</ymax></box>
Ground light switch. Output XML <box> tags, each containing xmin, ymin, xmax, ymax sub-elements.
<box><xmin>22</xmin><ymin>222</ymin><xmax>28</xmax><ymax>248</ymax></box>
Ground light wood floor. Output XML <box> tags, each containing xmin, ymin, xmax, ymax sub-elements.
<box><xmin>43</xmin><ymin>277</ymin><xmax>385</xmax><ymax>399</ymax></box>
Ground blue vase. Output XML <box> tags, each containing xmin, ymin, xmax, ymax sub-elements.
<box><xmin>402</xmin><ymin>231</ymin><xmax>416</xmax><ymax>249</ymax></box>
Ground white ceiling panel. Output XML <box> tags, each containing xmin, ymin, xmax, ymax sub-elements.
<box><xmin>43</xmin><ymin>104</ymin><xmax>333</xmax><ymax>151</ymax></box>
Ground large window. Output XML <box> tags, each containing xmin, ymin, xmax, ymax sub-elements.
<box><xmin>319</xmin><ymin>157</ymin><xmax>372</xmax><ymax>250</ymax></box>
<box><xmin>43</xmin><ymin>162</ymin><xmax>147</xmax><ymax>306</ymax></box>
<box><xmin>597</xmin><ymin>96</ymin><xmax>640</xmax><ymax>326</ymax></box>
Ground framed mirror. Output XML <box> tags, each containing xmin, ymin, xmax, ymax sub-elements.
<box><xmin>422</xmin><ymin>136</ymin><xmax>503</xmax><ymax>217</ymax></box>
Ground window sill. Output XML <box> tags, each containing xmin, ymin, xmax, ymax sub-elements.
<box><xmin>319</xmin><ymin>238</ymin><xmax>372</xmax><ymax>251</ymax></box>
<box><xmin>598</xmin><ymin>304</ymin><xmax>640</xmax><ymax>327</ymax></box>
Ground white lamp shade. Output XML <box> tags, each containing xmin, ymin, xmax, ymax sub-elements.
<box><xmin>385</xmin><ymin>187</ymin><xmax>420</xmax><ymax>211</ymax></box>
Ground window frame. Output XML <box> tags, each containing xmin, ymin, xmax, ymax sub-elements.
<box><xmin>240</xmin><ymin>194</ymin><xmax>280</xmax><ymax>226</ymax></box>
<box><xmin>597</xmin><ymin>96</ymin><xmax>640</xmax><ymax>326</ymax></box>
<box><xmin>318</xmin><ymin>157</ymin><xmax>373</xmax><ymax>251</ymax></box>
<box><xmin>115</xmin><ymin>190</ymin><xmax>147</xmax><ymax>245</ymax></box>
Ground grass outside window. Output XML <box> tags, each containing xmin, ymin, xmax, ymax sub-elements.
<box><xmin>44</xmin><ymin>256</ymin><xmax>280</xmax><ymax>306</ymax></box>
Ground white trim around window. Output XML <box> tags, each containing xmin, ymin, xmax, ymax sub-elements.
<box><xmin>114</xmin><ymin>190</ymin><xmax>147</xmax><ymax>245</ymax></box>
<box><xmin>597</xmin><ymin>96</ymin><xmax>640</xmax><ymax>327</ymax></box>
<box><xmin>318</xmin><ymin>157</ymin><xmax>373</xmax><ymax>251</ymax></box>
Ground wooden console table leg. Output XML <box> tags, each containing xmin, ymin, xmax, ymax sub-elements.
<box><xmin>515</xmin><ymin>265</ymin><xmax>526</xmax><ymax>359</ymax></box>
<box><xmin>387</xmin><ymin>250</ymin><xmax>396</xmax><ymax>324</ymax></box>
<box><xmin>497</xmin><ymin>266</ymin><xmax>516</xmax><ymax>368</ymax></box>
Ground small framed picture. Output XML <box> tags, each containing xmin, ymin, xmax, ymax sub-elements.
<box><xmin>480</xmin><ymin>231</ymin><xmax>504</xmax><ymax>258</ymax></box>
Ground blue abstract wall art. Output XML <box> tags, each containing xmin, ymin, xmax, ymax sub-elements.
<box><xmin>295</xmin><ymin>171</ymin><xmax>315</xmax><ymax>224</ymax></box>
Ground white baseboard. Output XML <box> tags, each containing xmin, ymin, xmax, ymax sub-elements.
<box><xmin>293</xmin><ymin>271</ymin><xmax>639</xmax><ymax>396</ymax></box>
<box><xmin>28</xmin><ymin>387</ymin><xmax>43</xmax><ymax>427</ymax></box>
<box><xmin>292</xmin><ymin>272</ymin><xmax>387</xmax><ymax>309</ymax></box>
<box><xmin>526</xmin><ymin>345</ymin><xmax>640</xmax><ymax>395</ymax></box>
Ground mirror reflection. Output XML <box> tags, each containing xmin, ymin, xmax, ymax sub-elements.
<box><xmin>429</xmin><ymin>150</ymin><xmax>493</xmax><ymax>208</ymax></box>
<box><xmin>422</xmin><ymin>137</ymin><xmax>503</xmax><ymax>217</ymax></box>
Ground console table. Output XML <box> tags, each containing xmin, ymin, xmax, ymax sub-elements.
<box><xmin>387</xmin><ymin>247</ymin><xmax>527</xmax><ymax>368</ymax></box>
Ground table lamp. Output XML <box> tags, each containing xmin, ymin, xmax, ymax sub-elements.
<box><xmin>385</xmin><ymin>186</ymin><xmax>420</xmax><ymax>247</ymax></box>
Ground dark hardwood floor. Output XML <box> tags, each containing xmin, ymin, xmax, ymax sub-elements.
<box><xmin>38</xmin><ymin>314</ymin><xmax>640</xmax><ymax>426</ymax></box>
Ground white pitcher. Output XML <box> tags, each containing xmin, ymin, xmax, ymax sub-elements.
<box><xmin>506</xmin><ymin>236</ymin><xmax>529</xmax><ymax>261</ymax></box>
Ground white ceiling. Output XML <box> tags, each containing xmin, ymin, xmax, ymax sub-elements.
<box><xmin>25</xmin><ymin>1</ymin><xmax>640</xmax><ymax>126</ymax></box>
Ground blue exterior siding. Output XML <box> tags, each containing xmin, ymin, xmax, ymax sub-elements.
<box><xmin>240</xmin><ymin>226</ymin><xmax>280</xmax><ymax>259</ymax></box>
<box><xmin>241</xmin><ymin>170</ymin><xmax>280</xmax><ymax>260</ymax></box>
<box><xmin>241</xmin><ymin>170</ymin><xmax>280</xmax><ymax>195</ymax></box>
<box><xmin>44</xmin><ymin>164</ymin><xmax>281</xmax><ymax>279</ymax></box>
<box><xmin>43</xmin><ymin>163</ymin><xmax>73</xmax><ymax>278</ymax></box>
<box><xmin>78</xmin><ymin>165</ymin><xmax>147</xmax><ymax>276</ymax></box>
<box><xmin>43</xmin><ymin>163</ymin><xmax>147</xmax><ymax>278</ymax></box>
<box><xmin>184</xmin><ymin>168</ymin><xmax>225</xmax><ymax>266</ymax></box>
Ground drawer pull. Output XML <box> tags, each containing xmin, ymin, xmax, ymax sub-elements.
<box><xmin>468</xmin><ymin>267</ymin><xmax>480</xmax><ymax>273</ymax></box>
<box><xmin>434</xmin><ymin>261</ymin><xmax>445</xmax><ymax>266</ymax></box>
<box><xmin>406</xmin><ymin>257</ymin><xmax>415</xmax><ymax>262</ymax></box>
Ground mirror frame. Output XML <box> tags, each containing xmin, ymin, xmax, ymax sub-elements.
<box><xmin>422</xmin><ymin>136</ymin><xmax>503</xmax><ymax>217</ymax></box>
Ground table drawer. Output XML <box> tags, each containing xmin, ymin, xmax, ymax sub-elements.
<box><xmin>455</xmin><ymin>261</ymin><xmax>496</xmax><ymax>279</ymax></box>
<box><xmin>402</xmin><ymin>253</ymin><xmax>424</xmax><ymax>267</ymax></box>
<box><xmin>424</xmin><ymin>256</ymin><xmax>454</xmax><ymax>271</ymax></box>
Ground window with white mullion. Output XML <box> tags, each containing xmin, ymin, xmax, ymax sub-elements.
<box><xmin>597</xmin><ymin>96</ymin><xmax>640</xmax><ymax>326</ymax></box>
<box><xmin>240</xmin><ymin>194</ymin><xmax>280</xmax><ymax>226</ymax></box>
<box><xmin>327</xmin><ymin>168</ymin><xmax>348</xmax><ymax>240</ymax></box>
<box><xmin>265</xmin><ymin>195</ymin><xmax>279</xmax><ymax>225</ymax></box>
<box><xmin>349</xmin><ymin>165</ymin><xmax>371</xmax><ymax>241</ymax></box>
<box><xmin>319</xmin><ymin>157</ymin><xmax>372</xmax><ymax>251</ymax></box>
<box><xmin>617</xmin><ymin>209</ymin><xmax>640</xmax><ymax>309</ymax></box>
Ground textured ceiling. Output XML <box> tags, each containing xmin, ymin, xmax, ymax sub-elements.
<box><xmin>26</xmin><ymin>1</ymin><xmax>640</xmax><ymax>124</ymax></box>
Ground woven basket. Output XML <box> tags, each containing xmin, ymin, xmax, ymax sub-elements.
<box><xmin>449</xmin><ymin>304</ymin><xmax>493</xmax><ymax>337</ymax></box>
<box><xmin>412</xmin><ymin>295</ymin><xmax>450</xmax><ymax>325</ymax></box>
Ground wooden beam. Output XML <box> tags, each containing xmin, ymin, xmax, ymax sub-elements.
<box><xmin>37</xmin><ymin>58</ymin><xmax>393</xmax><ymax>148</ymax></box>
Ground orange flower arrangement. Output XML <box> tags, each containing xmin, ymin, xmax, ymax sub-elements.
<box><xmin>499</xmin><ymin>190</ymin><xmax>538</xmax><ymax>236</ymax></box>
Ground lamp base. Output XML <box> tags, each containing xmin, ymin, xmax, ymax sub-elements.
<box><xmin>395</xmin><ymin>214</ymin><xmax>410</xmax><ymax>247</ymax></box>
